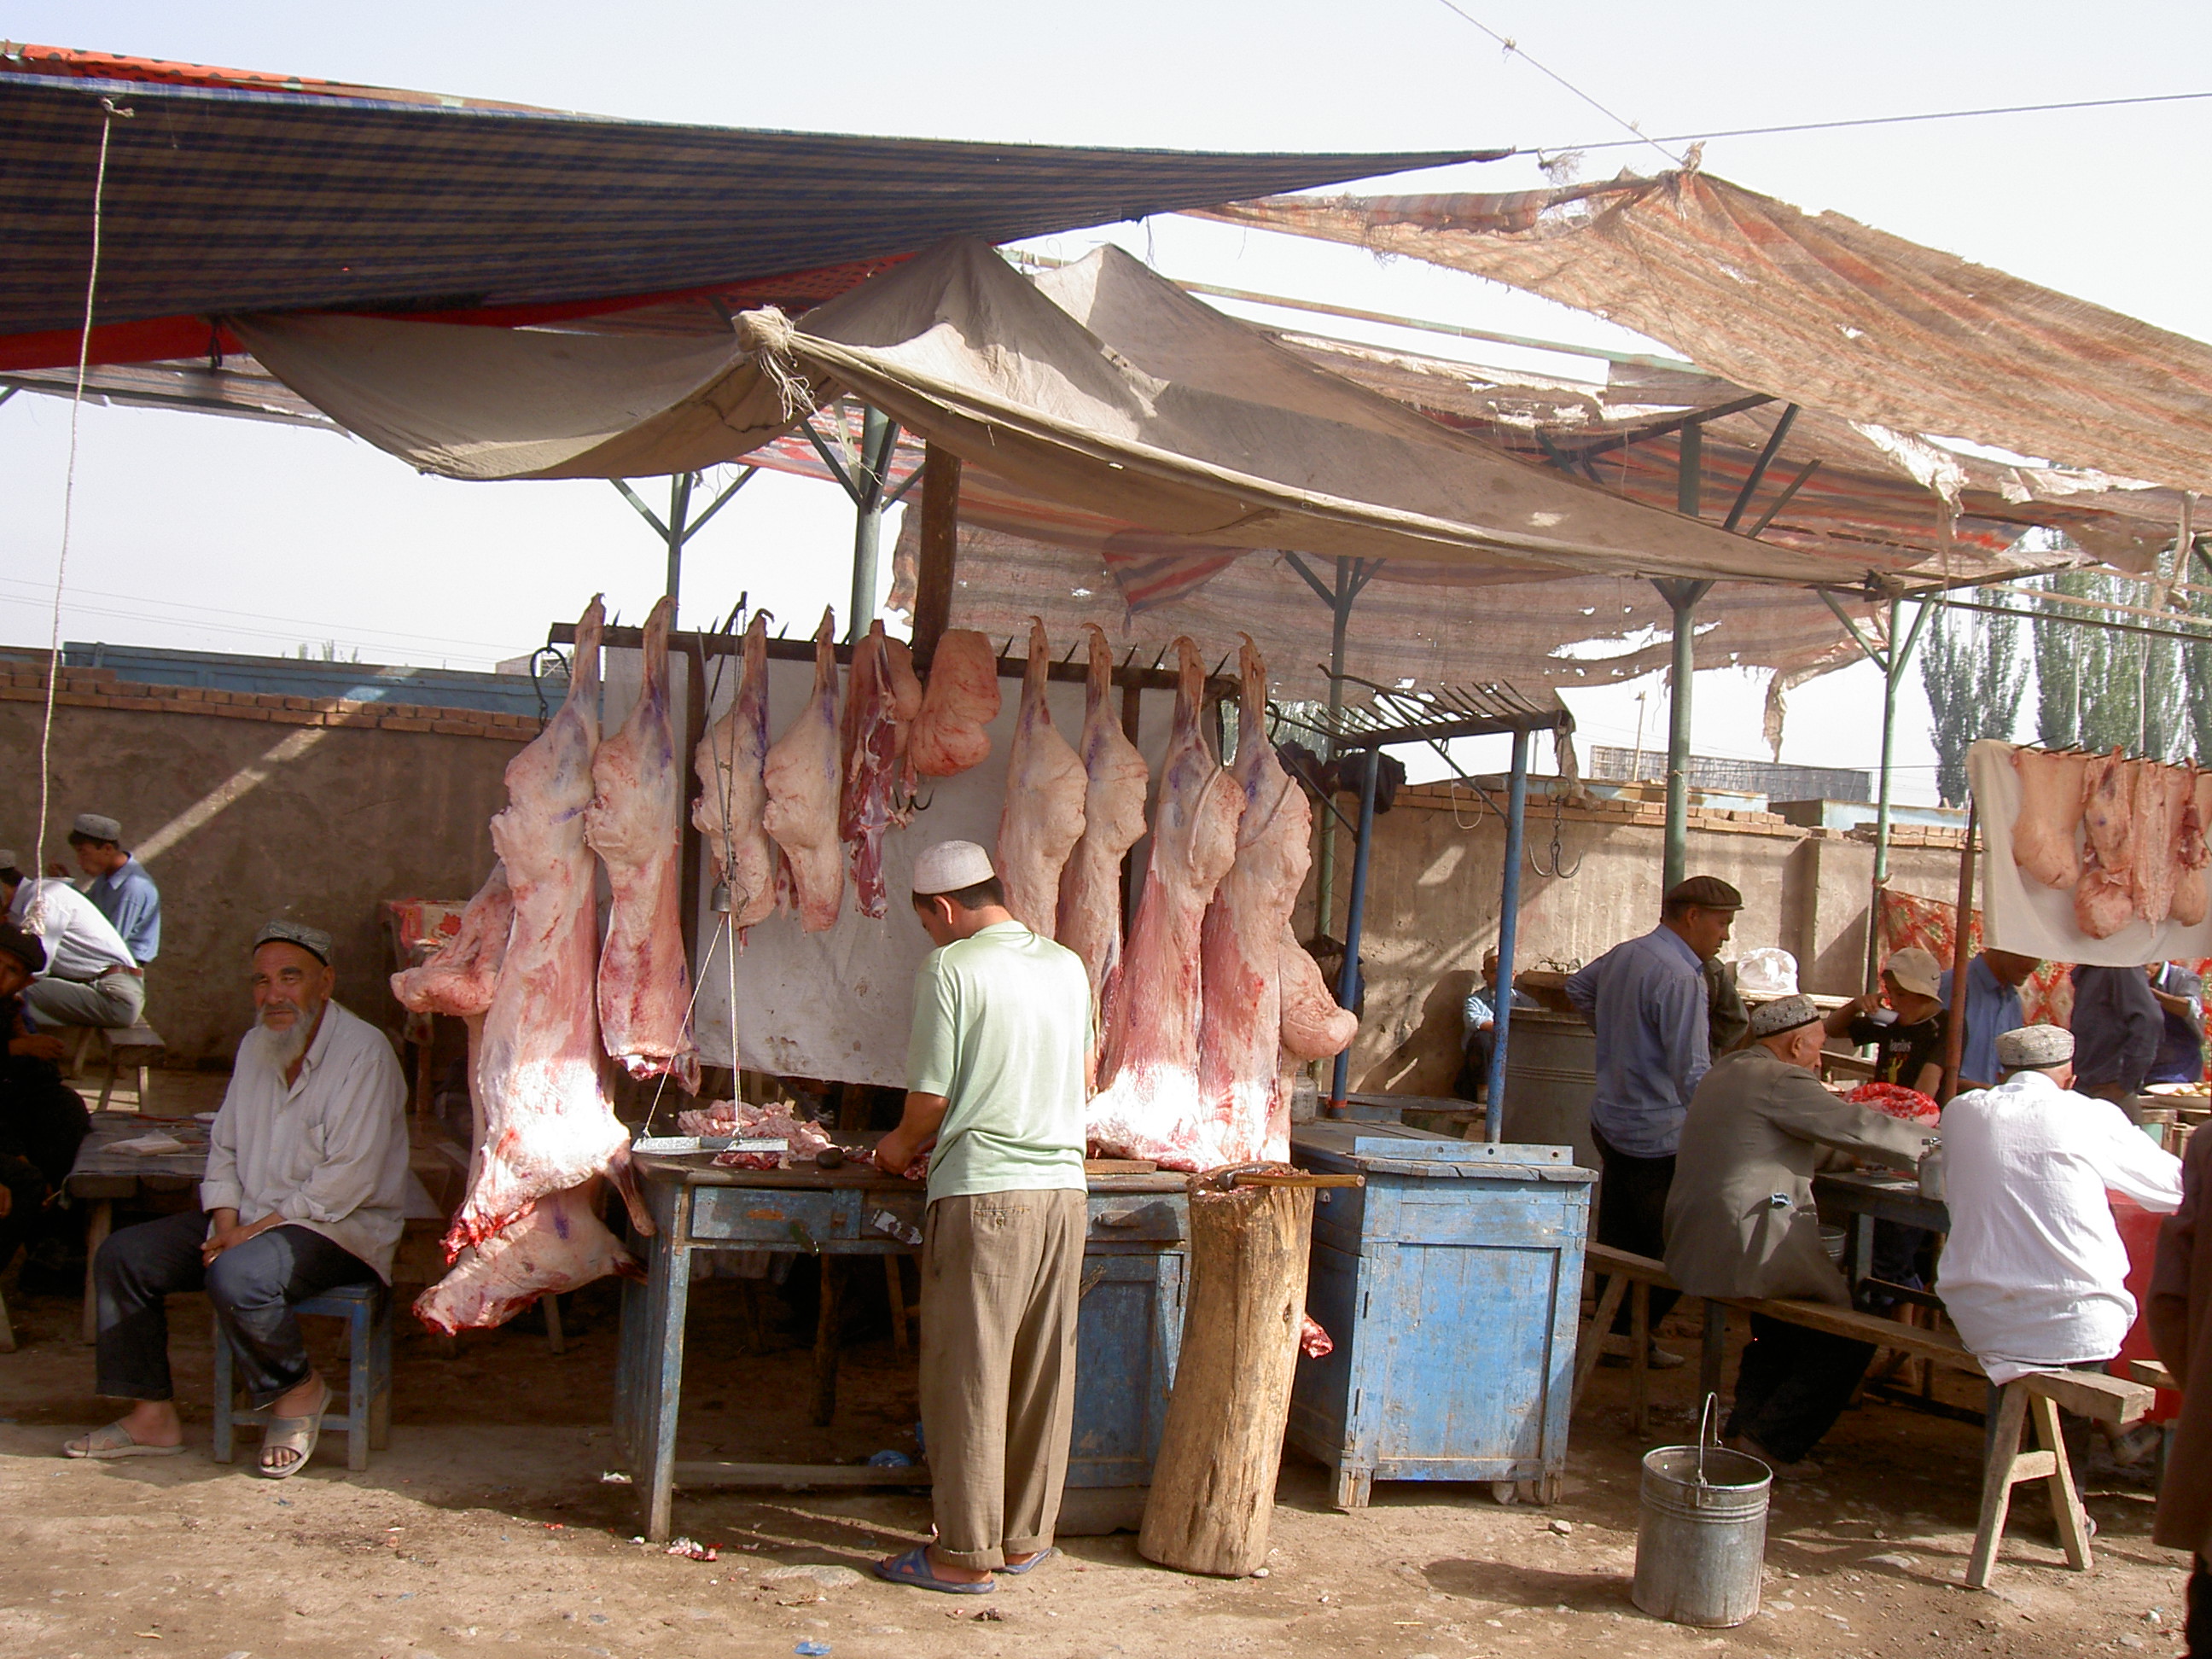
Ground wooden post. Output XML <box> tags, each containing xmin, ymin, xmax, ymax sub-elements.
<box><xmin>912</xmin><ymin>444</ymin><xmax>961</xmax><ymax>665</ymax></box>
<box><xmin>812</xmin><ymin>1257</ymin><xmax>843</xmax><ymax>1426</ymax></box>
<box><xmin>1138</xmin><ymin>1177</ymin><xmax>1315</xmax><ymax>1577</ymax></box>
<box><xmin>1940</xmin><ymin>801</ymin><xmax>1978</xmax><ymax>1102</ymax></box>
<box><xmin>678</xmin><ymin>637</ymin><xmax>707</xmax><ymax>969</ymax></box>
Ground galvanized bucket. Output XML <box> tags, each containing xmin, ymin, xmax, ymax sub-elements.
<box><xmin>1631</xmin><ymin>1396</ymin><xmax>1772</xmax><ymax>1627</ymax></box>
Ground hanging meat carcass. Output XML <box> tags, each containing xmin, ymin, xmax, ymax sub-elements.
<box><xmin>996</xmin><ymin>619</ymin><xmax>1087</xmax><ymax>936</ymax></box>
<box><xmin>2075</xmin><ymin>748</ymin><xmax>2137</xmax><ymax>939</ymax></box>
<box><xmin>453</xmin><ymin>597</ymin><xmax>643</xmax><ymax>1249</ymax></box>
<box><xmin>2178</xmin><ymin>770</ymin><xmax>2212</xmax><ymax>926</ymax></box>
<box><xmin>692</xmin><ymin>611</ymin><xmax>778</xmax><ymax>934</ymax></box>
<box><xmin>389</xmin><ymin>864</ymin><xmax>513</xmax><ymax>1192</ymax></box>
<box><xmin>884</xmin><ymin>635</ymin><xmax>924</xmax><ymax>795</ymax></box>
<box><xmin>2133</xmin><ymin>760</ymin><xmax>2192</xmax><ymax>927</ymax></box>
<box><xmin>1058</xmin><ymin>623</ymin><xmax>1152</xmax><ymax>1059</ymax></box>
<box><xmin>1196</xmin><ymin>637</ymin><xmax>1314</xmax><ymax>1163</ymax></box>
<box><xmin>840</xmin><ymin>620</ymin><xmax>910</xmax><ymax>918</ymax></box>
<box><xmin>585</xmin><ymin>594</ymin><xmax>699</xmax><ymax>1091</ymax></box>
<box><xmin>763</xmin><ymin>608</ymin><xmax>846</xmax><ymax>932</ymax></box>
<box><xmin>1278</xmin><ymin>924</ymin><xmax>1359</xmax><ymax>1062</ymax></box>
<box><xmin>911</xmin><ymin>628</ymin><xmax>1001</xmax><ymax>777</ymax></box>
<box><xmin>2010</xmin><ymin>747</ymin><xmax>2088</xmax><ymax>889</ymax></box>
<box><xmin>416</xmin><ymin>1183</ymin><xmax>640</xmax><ymax>1335</ymax></box>
<box><xmin>1087</xmin><ymin>638</ymin><xmax>1244</xmax><ymax>1169</ymax></box>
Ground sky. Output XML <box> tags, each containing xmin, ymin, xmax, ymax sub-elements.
<box><xmin>7</xmin><ymin>0</ymin><xmax>2212</xmax><ymax>806</ymax></box>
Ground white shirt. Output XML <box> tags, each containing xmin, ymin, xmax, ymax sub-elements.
<box><xmin>1935</xmin><ymin>1069</ymin><xmax>2184</xmax><ymax>1383</ymax></box>
<box><xmin>200</xmin><ymin>1000</ymin><xmax>410</xmax><ymax>1282</ymax></box>
<box><xmin>9</xmin><ymin>876</ymin><xmax>137</xmax><ymax>979</ymax></box>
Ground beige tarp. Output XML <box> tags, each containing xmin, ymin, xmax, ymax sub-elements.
<box><xmin>1195</xmin><ymin>171</ymin><xmax>2212</xmax><ymax>500</ymax></box>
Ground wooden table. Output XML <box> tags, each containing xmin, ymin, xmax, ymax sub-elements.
<box><xmin>1813</xmin><ymin>1168</ymin><xmax>1948</xmax><ymax>1302</ymax></box>
<box><xmin>64</xmin><ymin>1112</ymin><xmax>209</xmax><ymax>1343</ymax></box>
<box><xmin>614</xmin><ymin>1154</ymin><xmax>1190</xmax><ymax>1543</ymax></box>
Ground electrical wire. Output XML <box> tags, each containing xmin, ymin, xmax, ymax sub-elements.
<box><xmin>1428</xmin><ymin>0</ymin><xmax>1685</xmax><ymax>166</ymax></box>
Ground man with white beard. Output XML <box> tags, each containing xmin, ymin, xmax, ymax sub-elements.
<box><xmin>66</xmin><ymin>921</ymin><xmax>406</xmax><ymax>1478</ymax></box>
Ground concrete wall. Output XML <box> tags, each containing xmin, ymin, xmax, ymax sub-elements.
<box><xmin>1318</xmin><ymin>783</ymin><xmax>1971</xmax><ymax>1097</ymax></box>
<box><xmin>0</xmin><ymin>663</ymin><xmax>528</xmax><ymax>1062</ymax></box>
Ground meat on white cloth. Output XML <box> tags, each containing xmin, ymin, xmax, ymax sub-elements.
<box><xmin>2010</xmin><ymin>747</ymin><xmax>2087</xmax><ymax>889</ymax></box>
<box><xmin>910</xmin><ymin>628</ymin><xmax>1001</xmax><ymax>777</ymax></box>
<box><xmin>585</xmin><ymin>593</ymin><xmax>700</xmax><ymax>1091</ymax></box>
<box><xmin>2131</xmin><ymin>760</ymin><xmax>2191</xmax><ymax>927</ymax></box>
<box><xmin>1087</xmin><ymin>637</ymin><xmax>1244</xmax><ymax>1169</ymax></box>
<box><xmin>996</xmin><ymin>618</ymin><xmax>1087</xmax><ymax>936</ymax></box>
<box><xmin>455</xmin><ymin>597</ymin><xmax>643</xmax><ymax>1249</ymax></box>
<box><xmin>692</xmin><ymin>611</ymin><xmax>778</xmax><ymax>934</ymax></box>
<box><xmin>1196</xmin><ymin>637</ymin><xmax>1318</xmax><ymax>1164</ymax></box>
<box><xmin>839</xmin><ymin>620</ymin><xmax>910</xmax><ymax>919</ymax></box>
<box><xmin>2177</xmin><ymin>769</ymin><xmax>2212</xmax><ymax>926</ymax></box>
<box><xmin>763</xmin><ymin>608</ymin><xmax>846</xmax><ymax>932</ymax></box>
<box><xmin>1057</xmin><ymin>622</ymin><xmax>1152</xmax><ymax>1058</ymax></box>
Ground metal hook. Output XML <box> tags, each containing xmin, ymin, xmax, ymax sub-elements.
<box><xmin>1527</xmin><ymin>782</ymin><xmax>1585</xmax><ymax>880</ymax></box>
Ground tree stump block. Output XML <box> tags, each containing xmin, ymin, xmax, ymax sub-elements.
<box><xmin>1138</xmin><ymin>1172</ymin><xmax>1314</xmax><ymax>1577</ymax></box>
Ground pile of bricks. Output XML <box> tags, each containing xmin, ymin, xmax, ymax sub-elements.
<box><xmin>0</xmin><ymin>661</ymin><xmax>539</xmax><ymax>742</ymax></box>
<box><xmin>1390</xmin><ymin>780</ymin><xmax>1795</xmax><ymax>835</ymax></box>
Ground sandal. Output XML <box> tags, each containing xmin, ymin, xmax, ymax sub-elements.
<box><xmin>257</xmin><ymin>1379</ymin><xmax>330</xmax><ymax>1480</ymax></box>
<box><xmin>62</xmin><ymin>1421</ymin><xmax>186</xmax><ymax>1460</ymax></box>
<box><xmin>871</xmin><ymin>1545</ymin><xmax>993</xmax><ymax>1594</ymax></box>
<box><xmin>998</xmin><ymin>1546</ymin><xmax>1057</xmax><ymax>1575</ymax></box>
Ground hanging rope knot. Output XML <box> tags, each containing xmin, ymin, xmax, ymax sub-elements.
<box><xmin>731</xmin><ymin>306</ymin><xmax>814</xmax><ymax>421</ymax></box>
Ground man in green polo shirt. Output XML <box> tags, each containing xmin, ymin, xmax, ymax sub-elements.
<box><xmin>872</xmin><ymin>841</ymin><xmax>1091</xmax><ymax>1596</ymax></box>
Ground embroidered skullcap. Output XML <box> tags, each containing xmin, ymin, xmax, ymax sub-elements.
<box><xmin>1748</xmin><ymin>993</ymin><xmax>1820</xmax><ymax>1039</ymax></box>
<box><xmin>253</xmin><ymin>918</ymin><xmax>334</xmax><ymax>964</ymax></box>
<box><xmin>1996</xmin><ymin>1024</ymin><xmax>2073</xmax><ymax>1069</ymax></box>
<box><xmin>911</xmin><ymin>841</ymin><xmax>997</xmax><ymax>897</ymax></box>
<box><xmin>70</xmin><ymin>813</ymin><xmax>123</xmax><ymax>843</ymax></box>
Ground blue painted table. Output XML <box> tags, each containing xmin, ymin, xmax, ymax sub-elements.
<box><xmin>1287</xmin><ymin>1121</ymin><xmax>1595</xmax><ymax>1509</ymax></box>
<box><xmin>614</xmin><ymin>1155</ymin><xmax>1188</xmax><ymax>1541</ymax></box>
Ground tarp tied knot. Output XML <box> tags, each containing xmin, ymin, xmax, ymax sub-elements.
<box><xmin>733</xmin><ymin>306</ymin><xmax>814</xmax><ymax>420</ymax></box>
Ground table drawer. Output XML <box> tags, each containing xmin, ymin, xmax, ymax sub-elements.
<box><xmin>690</xmin><ymin>1186</ymin><xmax>924</xmax><ymax>1249</ymax></box>
<box><xmin>1087</xmin><ymin>1195</ymin><xmax>1185</xmax><ymax>1243</ymax></box>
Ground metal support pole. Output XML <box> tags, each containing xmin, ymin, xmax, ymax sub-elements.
<box><xmin>1329</xmin><ymin>745</ymin><xmax>1382</xmax><ymax>1110</ymax></box>
<box><xmin>1653</xmin><ymin>579</ymin><xmax>1710</xmax><ymax>893</ymax></box>
<box><xmin>664</xmin><ymin>471</ymin><xmax>694</xmax><ymax>609</ymax></box>
<box><xmin>848</xmin><ymin>406</ymin><xmax>894</xmax><ymax>639</ymax></box>
<box><xmin>1315</xmin><ymin>556</ymin><xmax>1353</xmax><ymax>937</ymax></box>
<box><xmin>1939</xmin><ymin>800</ymin><xmax>1978</xmax><ymax>1103</ymax></box>
<box><xmin>1485</xmin><ymin>728</ymin><xmax>1530</xmax><ymax>1143</ymax></box>
<box><xmin>1866</xmin><ymin>594</ymin><xmax>1932</xmax><ymax>990</ymax></box>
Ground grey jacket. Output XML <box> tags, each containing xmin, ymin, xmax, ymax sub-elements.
<box><xmin>1663</xmin><ymin>1046</ymin><xmax>1927</xmax><ymax>1305</ymax></box>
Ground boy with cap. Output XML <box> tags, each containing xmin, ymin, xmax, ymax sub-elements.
<box><xmin>66</xmin><ymin>918</ymin><xmax>406</xmax><ymax>1476</ymax></box>
<box><xmin>68</xmin><ymin>812</ymin><xmax>160</xmax><ymax>968</ymax></box>
<box><xmin>1665</xmin><ymin>994</ymin><xmax>1930</xmax><ymax>1470</ymax></box>
<box><xmin>1824</xmin><ymin>946</ymin><xmax>1948</xmax><ymax>1097</ymax></box>
<box><xmin>1565</xmin><ymin>874</ymin><xmax>1743</xmax><ymax>1366</ymax></box>
<box><xmin>1937</xmin><ymin>1023</ymin><xmax>2182</xmax><ymax>1383</ymax></box>
<box><xmin>873</xmin><ymin>842</ymin><xmax>1091</xmax><ymax>1594</ymax></box>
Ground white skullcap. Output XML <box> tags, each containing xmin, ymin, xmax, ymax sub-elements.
<box><xmin>911</xmin><ymin>841</ymin><xmax>996</xmax><ymax>896</ymax></box>
<box><xmin>1997</xmin><ymin>1024</ymin><xmax>2073</xmax><ymax>1069</ymax></box>
<box><xmin>1748</xmin><ymin>993</ymin><xmax>1820</xmax><ymax>1039</ymax></box>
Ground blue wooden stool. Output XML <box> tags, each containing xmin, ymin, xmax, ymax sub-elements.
<box><xmin>211</xmin><ymin>1282</ymin><xmax>393</xmax><ymax>1473</ymax></box>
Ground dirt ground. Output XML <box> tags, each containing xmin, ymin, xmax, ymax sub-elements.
<box><xmin>0</xmin><ymin>1229</ymin><xmax>2197</xmax><ymax>1659</ymax></box>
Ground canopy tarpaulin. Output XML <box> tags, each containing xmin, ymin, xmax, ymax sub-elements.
<box><xmin>234</xmin><ymin>236</ymin><xmax>1871</xmax><ymax>586</ymax></box>
<box><xmin>1195</xmin><ymin>171</ymin><xmax>2212</xmax><ymax>501</ymax></box>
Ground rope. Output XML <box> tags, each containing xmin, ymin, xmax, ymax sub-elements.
<box><xmin>32</xmin><ymin>96</ymin><xmax>131</xmax><ymax>911</ymax></box>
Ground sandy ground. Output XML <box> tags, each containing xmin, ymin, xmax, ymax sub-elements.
<box><xmin>0</xmin><ymin>1232</ymin><xmax>2197</xmax><ymax>1659</ymax></box>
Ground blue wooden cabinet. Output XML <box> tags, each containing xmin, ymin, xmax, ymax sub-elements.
<box><xmin>1289</xmin><ymin>1122</ymin><xmax>1594</xmax><ymax>1509</ymax></box>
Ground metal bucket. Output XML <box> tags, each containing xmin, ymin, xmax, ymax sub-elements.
<box><xmin>1501</xmin><ymin>1010</ymin><xmax>1599</xmax><ymax>1169</ymax></box>
<box><xmin>1632</xmin><ymin>1398</ymin><xmax>1772</xmax><ymax>1627</ymax></box>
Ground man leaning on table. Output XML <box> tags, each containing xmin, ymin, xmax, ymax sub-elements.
<box><xmin>872</xmin><ymin>841</ymin><xmax>1091</xmax><ymax>1595</ymax></box>
<box><xmin>1663</xmin><ymin>993</ymin><xmax>1928</xmax><ymax>1474</ymax></box>
<box><xmin>0</xmin><ymin>848</ymin><xmax>143</xmax><ymax>1033</ymax></box>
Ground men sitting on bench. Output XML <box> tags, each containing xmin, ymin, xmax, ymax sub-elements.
<box><xmin>66</xmin><ymin>919</ymin><xmax>406</xmax><ymax>1477</ymax></box>
<box><xmin>0</xmin><ymin>849</ymin><xmax>143</xmax><ymax>1033</ymax></box>
<box><xmin>0</xmin><ymin>921</ymin><xmax>91</xmax><ymax>1278</ymax></box>
<box><xmin>1937</xmin><ymin>1023</ymin><xmax>2181</xmax><ymax>1384</ymax></box>
<box><xmin>67</xmin><ymin>812</ymin><xmax>160</xmax><ymax>974</ymax></box>
<box><xmin>1664</xmin><ymin>993</ymin><xmax>1928</xmax><ymax>1472</ymax></box>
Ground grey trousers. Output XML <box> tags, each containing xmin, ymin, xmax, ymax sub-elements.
<box><xmin>26</xmin><ymin>970</ymin><xmax>143</xmax><ymax>1030</ymax></box>
<box><xmin>918</xmin><ymin>1188</ymin><xmax>1086</xmax><ymax>1569</ymax></box>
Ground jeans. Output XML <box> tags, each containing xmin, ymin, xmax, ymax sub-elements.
<box><xmin>1593</xmin><ymin>1124</ymin><xmax>1679</xmax><ymax>1334</ymax></box>
<box><xmin>1726</xmin><ymin>1313</ymin><xmax>1874</xmax><ymax>1464</ymax></box>
<box><xmin>95</xmin><ymin>1209</ymin><xmax>375</xmax><ymax>1406</ymax></box>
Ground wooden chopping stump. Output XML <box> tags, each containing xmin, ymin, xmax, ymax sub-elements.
<box><xmin>1138</xmin><ymin>1168</ymin><xmax>1315</xmax><ymax>1577</ymax></box>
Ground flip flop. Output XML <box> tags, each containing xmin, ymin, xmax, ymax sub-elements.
<box><xmin>998</xmin><ymin>1546</ymin><xmax>1058</xmax><ymax>1575</ymax></box>
<box><xmin>256</xmin><ymin>1379</ymin><xmax>330</xmax><ymax>1480</ymax></box>
<box><xmin>871</xmin><ymin>1545</ymin><xmax>993</xmax><ymax>1594</ymax></box>
<box><xmin>62</xmin><ymin>1421</ymin><xmax>187</xmax><ymax>1460</ymax></box>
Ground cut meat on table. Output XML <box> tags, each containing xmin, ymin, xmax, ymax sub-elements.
<box><xmin>1088</xmin><ymin>637</ymin><xmax>1244</xmax><ymax>1170</ymax></box>
<box><xmin>1278</xmin><ymin>923</ymin><xmax>1358</xmax><ymax>1062</ymax></box>
<box><xmin>996</xmin><ymin>618</ymin><xmax>1087</xmax><ymax>936</ymax></box>
<box><xmin>416</xmin><ymin>1180</ymin><xmax>639</xmax><ymax>1335</ymax></box>
<box><xmin>692</xmin><ymin>611</ymin><xmax>778</xmax><ymax>934</ymax></box>
<box><xmin>389</xmin><ymin>862</ymin><xmax>512</xmax><ymax>1190</ymax></box>
<box><xmin>1058</xmin><ymin>622</ymin><xmax>1152</xmax><ymax>1065</ymax></box>
<box><xmin>2011</xmin><ymin>747</ymin><xmax>2087</xmax><ymax>889</ymax></box>
<box><xmin>838</xmin><ymin>620</ymin><xmax>909</xmax><ymax>919</ymax></box>
<box><xmin>585</xmin><ymin>593</ymin><xmax>699</xmax><ymax>1092</ymax></box>
<box><xmin>910</xmin><ymin>628</ymin><xmax>1000</xmax><ymax>777</ymax></box>
<box><xmin>763</xmin><ymin>608</ymin><xmax>846</xmax><ymax>932</ymax></box>
<box><xmin>1196</xmin><ymin>637</ymin><xmax>1310</xmax><ymax>1164</ymax></box>
<box><xmin>456</xmin><ymin>597</ymin><xmax>643</xmax><ymax>1252</ymax></box>
<box><xmin>2132</xmin><ymin>760</ymin><xmax>2190</xmax><ymax>927</ymax></box>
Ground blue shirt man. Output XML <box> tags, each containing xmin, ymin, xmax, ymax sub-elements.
<box><xmin>1936</xmin><ymin>949</ymin><xmax>2036</xmax><ymax>1091</ymax></box>
<box><xmin>2148</xmin><ymin>963</ymin><xmax>2205</xmax><ymax>1087</ymax></box>
<box><xmin>2072</xmin><ymin>963</ymin><xmax>2164</xmax><ymax>1101</ymax></box>
<box><xmin>69</xmin><ymin>813</ymin><xmax>159</xmax><ymax>965</ymax></box>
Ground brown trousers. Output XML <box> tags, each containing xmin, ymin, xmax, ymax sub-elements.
<box><xmin>918</xmin><ymin>1187</ymin><xmax>1086</xmax><ymax>1569</ymax></box>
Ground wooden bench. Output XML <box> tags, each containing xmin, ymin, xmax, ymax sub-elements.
<box><xmin>67</xmin><ymin>1022</ymin><xmax>166</xmax><ymax>1110</ymax></box>
<box><xmin>1968</xmin><ymin>1367</ymin><xmax>2152</xmax><ymax>1588</ymax></box>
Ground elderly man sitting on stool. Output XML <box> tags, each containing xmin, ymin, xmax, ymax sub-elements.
<box><xmin>65</xmin><ymin>920</ymin><xmax>406</xmax><ymax>1476</ymax></box>
<box><xmin>1664</xmin><ymin>994</ymin><xmax>1930</xmax><ymax>1474</ymax></box>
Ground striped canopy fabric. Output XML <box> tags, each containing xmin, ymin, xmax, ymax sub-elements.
<box><xmin>0</xmin><ymin>44</ymin><xmax>1489</xmax><ymax>370</ymax></box>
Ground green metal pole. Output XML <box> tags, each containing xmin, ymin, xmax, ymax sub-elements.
<box><xmin>1662</xmin><ymin>583</ymin><xmax>1698</xmax><ymax>894</ymax></box>
<box><xmin>848</xmin><ymin>406</ymin><xmax>890</xmax><ymax>638</ymax></box>
<box><xmin>665</xmin><ymin>472</ymin><xmax>694</xmax><ymax>613</ymax></box>
<box><xmin>1315</xmin><ymin>556</ymin><xmax>1353</xmax><ymax>938</ymax></box>
<box><xmin>1864</xmin><ymin>594</ymin><xmax>1932</xmax><ymax>991</ymax></box>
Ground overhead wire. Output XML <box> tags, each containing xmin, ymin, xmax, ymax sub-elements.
<box><xmin>1427</xmin><ymin>0</ymin><xmax>1685</xmax><ymax>166</ymax></box>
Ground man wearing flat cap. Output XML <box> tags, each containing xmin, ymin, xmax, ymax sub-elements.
<box><xmin>1666</xmin><ymin>994</ymin><xmax>1930</xmax><ymax>1470</ymax></box>
<box><xmin>67</xmin><ymin>812</ymin><xmax>161</xmax><ymax>969</ymax></box>
<box><xmin>0</xmin><ymin>848</ymin><xmax>143</xmax><ymax>1032</ymax></box>
<box><xmin>1566</xmin><ymin>873</ymin><xmax>1743</xmax><ymax>1367</ymax></box>
<box><xmin>873</xmin><ymin>841</ymin><xmax>1091</xmax><ymax>1596</ymax></box>
<box><xmin>1937</xmin><ymin>1024</ymin><xmax>2181</xmax><ymax>1385</ymax></box>
<box><xmin>0</xmin><ymin>919</ymin><xmax>90</xmax><ymax>1278</ymax></box>
<box><xmin>67</xmin><ymin>919</ymin><xmax>406</xmax><ymax>1477</ymax></box>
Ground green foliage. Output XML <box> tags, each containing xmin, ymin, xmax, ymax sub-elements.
<box><xmin>1917</xmin><ymin>597</ymin><xmax>2027</xmax><ymax>806</ymax></box>
<box><xmin>2028</xmin><ymin>566</ymin><xmax>2189</xmax><ymax>760</ymax></box>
